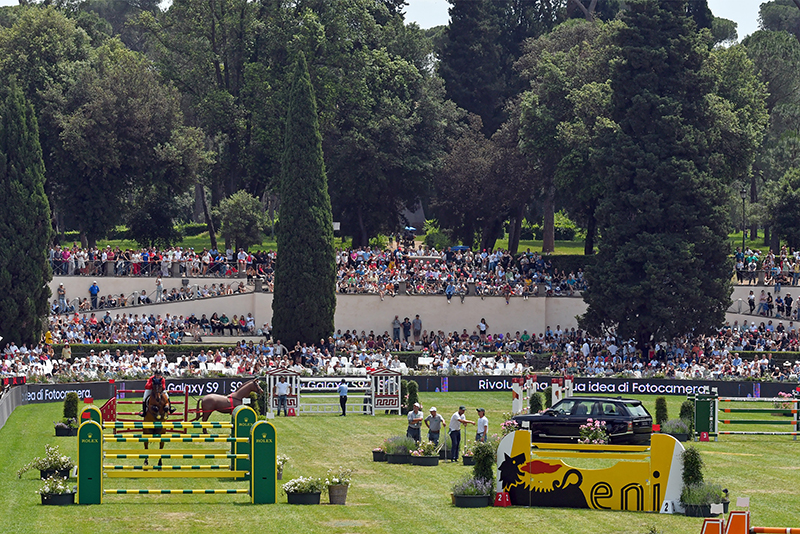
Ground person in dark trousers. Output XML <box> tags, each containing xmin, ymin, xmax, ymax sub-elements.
<box><xmin>448</xmin><ymin>405</ymin><xmax>475</xmax><ymax>462</ymax></box>
<box><xmin>337</xmin><ymin>379</ymin><xmax>348</xmax><ymax>416</ymax></box>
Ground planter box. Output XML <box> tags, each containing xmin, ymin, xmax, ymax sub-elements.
<box><xmin>40</xmin><ymin>468</ymin><xmax>72</xmax><ymax>480</ymax></box>
<box><xmin>410</xmin><ymin>455</ymin><xmax>439</xmax><ymax>466</ymax></box>
<box><xmin>287</xmin><ymin>492</ymin><xmax>321</xmax><ymax>505</ymax></box>
<box><xmin>55</xmin><ymin>427</ymin><xmax>78</xmax><ymax>437</ymax></box>
<box><xmin>684</xmin><ymin>504</ymin><xmax>721</xmax><ymax>517</ymax></box>
<box><xmin>41</xmin><ymin>493</ymin><xmax>75</xmax><ymax>506</ymax></box>
<box><xmin>462</xmin><ymin>456</ymin><xmax>475</xmax><ymax>466</ymax></box>
<box><xmin>328</xmin><ymin>484</ymin><xmax>348</xmax><ymax>505</ymax></box>
<box><xmin>454</xmin><ymin>495</ymin><xmax>491</xmax><ymax>508</ymax></box>
<box><xmin>439</xmin><ymin>448</ymin><xmax>448</xmax><ymax>460</ymax></box>
<box><xmin>372</xmin><ymin>450</ymin><xmax>387</xmax><ymax>462</ymax></box>
<box><xmin>386</xmin><ymin>453</ymin><xmax>410</xmax><ymax>464</ymax></box>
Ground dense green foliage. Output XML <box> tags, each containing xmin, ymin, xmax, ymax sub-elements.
<box><xmin>580</xmin><ymin>0</ymin><xmax>765</xmax><ymax>349</ymax></box>
<box><xmin>654</xmin><ymin>396</ymin><xmax>668</xmax><ymax>426</ymax></box>
<box><xmin>63</xmin><ymin>392</ymin><xmax>78</xmax><ymax>420</ymax></box>
<box><xmin>0</xmin><ymin>82</ymin><xmax>52</xmax><ymax>347</ymax></box>
<box><xmin>213</xmin><ymin>191</ymin><xmax>269</xmax><ymax>251</ymax></box>
<box><xmin>271</xmin><ymin>54</ymin><xmax>336</xmax><ymax>347</ymax></box>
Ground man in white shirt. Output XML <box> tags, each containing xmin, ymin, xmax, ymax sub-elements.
<box><xmin>448</xmin><ymin>406</ymin><xmax>475</xmax><ymax>462</ymax></box>
<box><xmin>475</xmin><ymin>408</ymin><xmax>488</xmax><ymax>442</ymax></box>
<box><xmin>273</xmin><ymin>376</ymin><xmax>291</xmax><ymax>416</ymax></box>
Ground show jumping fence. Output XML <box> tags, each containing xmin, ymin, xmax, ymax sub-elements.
<box><xmin>691</xmin><ymin>391</ymin><xmax>800</xmax><ymax>440</ymax></box>
<box><xmin>98</xmin><ymin>381</ymin><xmax>190</xmax><ymax>433</ymax></box>
<box><xmin>77</xmin><ymin>404</ymin><xmax>276</xmax><ymax>504</ymax></box>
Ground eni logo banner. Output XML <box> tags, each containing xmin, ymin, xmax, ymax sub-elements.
<box><xmin>496</xmin><ymin>431</ymin><xmax>684</xmax><ymax>513</ymax></box>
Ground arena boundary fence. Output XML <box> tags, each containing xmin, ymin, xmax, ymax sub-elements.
<box><xmin>77</xmin><ymin>405</ymin><xmax>276</xmax><ymax>504</ymax></box>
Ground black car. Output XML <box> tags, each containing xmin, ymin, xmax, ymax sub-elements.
<box><xmin>512</xmin><ymin>397</ymin><xmax>653</xmax><ymax>445</ymax></box>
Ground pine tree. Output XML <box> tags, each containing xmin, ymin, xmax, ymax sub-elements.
<box><xmin>0</xmin><ymin>82</ymin><xmax>52</xmax><ymax>347</ymax></box>
<box><xmin>580</xmin><ymin>0</ymin><xmax>733</xmax><ymax>349</ymax></box>
<box><xmin>271</xmin><ymin>53</ymin><xmax>336</xmax><ymax>347</ymax></box>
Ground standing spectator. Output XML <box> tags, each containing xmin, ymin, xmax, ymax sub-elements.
<box><xmin>273</xmin><ymin>376</ymin><xmax>291</xmax><ymax>416</ymax></box>
<box><xmin>412</xmin><ymin>315</ymin><xmax>422</xmax><ymax>345</ymax></box>
<box><xmin>448</xmin><ymin>406</ymin><xmax>475</xmax><ymax>462</ymax></box>
<box><xmin>425</xmin><ymin>407</ymin><xmax>445</xmax><ymax>445</ymax></box>
<box><xmin>748</xmin><ymin>290</ymin><xmax>755</xmax><ymax>314</ymax></box>
<box><xmin>337</xmin><ymin>379</ymin><xmax>348</xmax><ymax>416</ymax></box>
<box><xmin>57</xmin><ymin>283</ymin><xmax>67</xmax><ymax>313</ymax></box>
<box><xmin>475</xmin><ymin>408</ymin><xmax>488</xmax><ymax>442</ymax></box>
<box><xmin>402</xmin><ymin>317</ymin><xmax>412</xmax><ymax>343</ymax></box>
<box><xmin>407</xmin><ymin>402</ymin><xmax>423</xmax><ymax>441</ymax></box>
<box><xmin>155</xmin><ymin>277</ymin><xmax>163</xmax><ymax>303</ymax></box>
<box><xmin>392</xmin><ymin>315</ymin><xmax>401</xmax><ymax>342</ymax></box>
<box><xmin>89</xmin><ymin>281</ymin><xmax>100</xmax><ymax>309</ymax></box>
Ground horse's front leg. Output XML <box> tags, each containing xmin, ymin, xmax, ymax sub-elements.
<box><xmin>158</xmin><ymin>439</ymin><xmax>164</xmax><ymax>467</ymax></box>
<box><xmin>144</xmin><ymin>440</ymin><xmax>149</xmax><ymax>466</ymax></box>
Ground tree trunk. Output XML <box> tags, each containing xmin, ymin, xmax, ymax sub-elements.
<box><xmin>193</xmin><ymin>183</ymin><xmax>205</xmax><ymax>223</ymax></box>
<box><xmin>508</xmin><ymin>205</ymin><xmax>523</xmax><ymax>255</ymax></box>
<box><xmin>764</xmin><ymin>225</ymin><xmax>770</xmax><ymax>247</ymax></box>
<box><xmin>201</xmin><ymin>187</ymin><xmax>218</xmax><ymax>250</ymax></box>
<box><xmin>542</xmin><ymin>182</ymin><xmax>555</xmax><ymax>254</ymax></box>
<box><xmin>357</xmin><ymin>207</ymin><xmax>368</xmax><ymax>248</ymax></box>
<box><xmin>480</xmin><ymin>219</ymin><xmax>502</xmax><ymax>252</ymax></box>
<box><xmin>771</xmin><ymin>229</ymin><xmax>780</xmax><ymax>253</ymax></box>
<box><xmin>750</xmin><ymin>176</ymin><xmax>758</xmax><ymax>240</ymax></box>
<box><xmin>584</xmin><ymin>210</ymin><xmax>596</xmax><ymax>255</ymax></box>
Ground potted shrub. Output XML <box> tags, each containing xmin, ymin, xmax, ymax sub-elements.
<box><xmin>462</xmin><ymin>441</ymin><xmax>475</xmax><ymax>466</ymax></box>
<box><xmin>654</xmin><ymin>396</ymin><xmax>668</xmax><ymax>427</ymax></box>
<box><xmin>471</xmin><ymin>440</ymin><xmax>496</xmax><ymax>485</ymax></box>
<box><xmin>410</xmin><ymin>441</ymin><xmax>439</xmax><ymax>466</ymax></box>
<box><xmin>451</xmin><ymin>475</ymin><xmax>492</xmax><ymax>508</ymax></box>
<box><xmin>661</xmin><ymin>419</ymin><xmax>690</xmax><ymax>442</ymax></box>
<box><xmin>681</xmin><ymin>483</ymin><xmax>728</xmax><ymax>517</ymax></box>
<box><xmin>372</xmin><ymin>445</ymin><xmax>386</xmax><ymax>462</ymax></box>
<box><xmin>17</xmin><ymin>444</ymin><xmax>75</xmax><ymax>480</ymax></box>
<box><xmin>38</xmin><ymin>476</ymin><xmax>75</xmax><ymax>506</ymax></box>
<box><xmin>679</xmin><ymin>400</ymin><xmax>695</xmax><ymax>438</ymax></box>
<box><xmin>282</xmin><ymin>476</ymin><xmax>325</xmax><ymax>505</ymax></box>
<box><xmin>276</xmin><ymin>454</ymin><xmax>290</xmax><ymax>480</ymax></box>
<box><xmin>326</xmin><ymin>467</ymin><xmax>352</xmax><ymax>505</ymax></box>
<box><xmin>384</xmin><ymin>436</ymin><xmax>415</xmax><ymax>464</ymax></box>
<box><xmin>529</xmin><ymin>391</ymin><xmax>544</xmax><ymax>414</ymax></box>
<box><xmin>54</xmin><ymin>418</ymin><xmax>79</xmax><ymax>437</ymax></box>
<box><xmin>680</xmin><ymin>446</ymin><xmax>729</xmax><ymax>517</ymax></box>
<box><xmin>55</xmin><ymin>392</ymin><xmax>80</xmax><ymax>436</ymax></box>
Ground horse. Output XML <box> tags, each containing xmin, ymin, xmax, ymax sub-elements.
<box><xmin>143</xmin><ymin>377</ymin><xmax>171</xmax><ymax>466</ymax></box>
<box><xmin>192</xmin><ymin>379</ymin><xmax>263</xmax><ymax>433</ymax></box>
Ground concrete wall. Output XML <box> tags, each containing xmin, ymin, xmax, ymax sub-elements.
<box><xmin>51</xmin><ymin>276</ymin><xmax>771</xmax><ymax>337</ymax></box>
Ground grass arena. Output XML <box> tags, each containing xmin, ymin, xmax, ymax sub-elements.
<box><xmin>4</xmin><ymin>390</ymin><xmax>799</xmax><ymax>534</ymax></box>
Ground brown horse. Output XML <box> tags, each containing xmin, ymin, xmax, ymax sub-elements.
<box><xmin>143</xmin><ymin>377</ymin><xmax>170</xmax><ymax>466</ymax></box>
<box><xmin>192</xmin><ymin>379</ymin><xmax>263</xmax><ymax>432</ymax></box>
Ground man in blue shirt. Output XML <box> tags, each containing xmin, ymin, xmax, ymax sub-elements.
<box><xmin>337</xmin><ymin>379</ymin><xmax>348</xmax><ymax>416</ymax></box>
<box><xmin>89</xmin><ymin>281</ymin><xmax>100</xmax><ymax>309</ymax></box>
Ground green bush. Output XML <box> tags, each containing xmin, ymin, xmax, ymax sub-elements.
<box><xmin>181</xmin><ymin>223</ymin><xmax>208</xmax><ymax>237</ymax></box>
<box><xmin>248</xmin><ymin>392</ymin><xmax>260</xmax><ymax>415</ymax></box>
<box><xmin>472</xmin><ymin>440</ymin><xmax>496</xmax><ymax>484</ymax></box>
<box><xmin>543</xmin><ymin>386</ymin><xmax>553</xmax><ymax>409</ymax></box>
<box><xmin>529</xmin><ymin>391</ymin><xmax>544</xmax><ymax>414</ymax></box>
<box><xmin>679</xmin><ymin>400</ymin><xmax>695</xmax><ymax>436</ymax></box>
<box><xmin>423</xmin><ymin>231</ymin><xmax>450</xmax><ymax>251</ymax></box>
<box><xmin>681</xmin><ymin>446</ymin><xmax>704</xmax><ymax>487</ymax></box>
<box><xmin>400</xmin><ymin>380</ymin><xmax>408</xmax><ymax>412</ymax></box>
<box><xmin>63</xmin><ymin>392</ymin><xmax>79</xmax><ymax>420</ymax></box>
<box><xmin>405</xmin><ymin>380</ymin><xmax>419</xmax><ymax>413</ymax></box>
<box><xmin>655</xmin><ymin>396</ymin><xmax>668</xmax><ymax>426</ymax></box>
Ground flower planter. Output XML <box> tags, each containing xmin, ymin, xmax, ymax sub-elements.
<box><xmin>55</xmin><ymin>427</ymin><xmax>78</xmax><ymax>437</ymax></box>
<box><xmin>438</xmin><ymin>448</ymin><xmax>448</xmax><ymax>460</ymax></box>
<box><xmin>287</xmin><ymin>492</ymin><xmax>321</xmax><ymax>505</ymax></box>
<box><xmin>40</xmin><ymin>468</ymin><xmax>71</xmax><ymax>480</ymax></box>
<box><xmin>410</xmin><ymin>455</ymin><xmax>439</xmax><ymax>466</ymax></box>
<box><xmin>462</xmin><ymin>456</ymin><xmax>475</xmax><ymax>466</ymax></box>
<box><xmin>372</xmin><ymin>450</ymin><xmax>387</xmax><ymax>462</ymax></box>
<box><xmin>453</xmin><ymin>495</ymin><xmax>491</xmax><ymax>508</ymax></box>
<box><xmin>41</xmin><ymin>493</ymin><xmax>75</xmax><ymax>506</ymax></box>
<box><xmin>684</xmin><ymin>504</ymin><xmax>722</xmax><ymax>517</ymax></box>
<box><xmin>386</xmin><ymin>453</ymin><xmax>410</xmax><ymax>464</ymax></box>
<box><xmin>328</xmin><ymin>484</ymin><xmax>348</xmax><ymax>505</ymax></box>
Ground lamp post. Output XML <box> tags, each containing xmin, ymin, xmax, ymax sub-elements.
<box><xmin>739</xmin><ymin>185</ymin><xmax>747</xmax><ymax>254</ymax></box>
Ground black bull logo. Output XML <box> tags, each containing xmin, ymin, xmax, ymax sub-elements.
<box><xmin>499</xmin><ymin>454</ymin><xmax>589</xmax><ymax>508</ymax></box>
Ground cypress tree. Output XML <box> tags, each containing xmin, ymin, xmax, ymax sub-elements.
<box><xmin>272</xmin><ymin>53</ymin><xmax>336</xmax><ymax>347</ymax></box>
<box><xmin>0</xmin><ymin>82</ymin><xmax>52</xmax><ymax>347</ymax></box>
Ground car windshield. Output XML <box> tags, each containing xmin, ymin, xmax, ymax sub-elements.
<box><xmin>625</xmin><ymin>403</ymin><xmax>649</xmax><ymax>417</ymax></box>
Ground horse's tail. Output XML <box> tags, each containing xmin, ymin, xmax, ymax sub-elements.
<box><xmin>191</xmin><ymin>397</ymin><xmax>202</xmax><ymax>421</ymax></box>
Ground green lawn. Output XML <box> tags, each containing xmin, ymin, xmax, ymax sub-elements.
<box><xmin>4</xmin><ymin>393</ymin><xmax>798</xmax><ymax>534</ymax></box>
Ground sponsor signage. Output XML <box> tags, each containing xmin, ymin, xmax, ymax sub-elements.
<box><xmin>23</xmin><ymin>375</ymin><xmax>800</xmax><ymax>403</ymax></box>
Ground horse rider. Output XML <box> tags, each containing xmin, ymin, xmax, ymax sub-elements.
<box><xmin>140</xmin><ymin>368</ymin><xmax>176</xmax><ymax>416</ymax></box>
